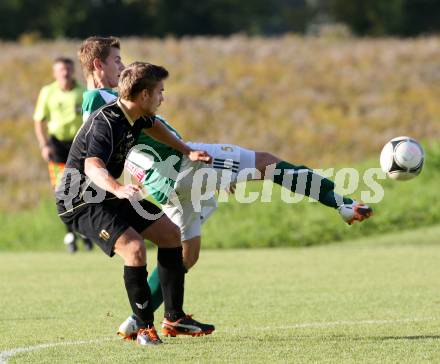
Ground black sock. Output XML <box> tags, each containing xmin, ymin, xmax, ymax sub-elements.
<box><xmin>157</xmin><ymin>247</ymin><xmax>186</xmax><ymax>322</ymax></box>
<box><xmin>123</xmin><ymin>265</ymin><xmax>153</xmax><ymax>326</ymax></box>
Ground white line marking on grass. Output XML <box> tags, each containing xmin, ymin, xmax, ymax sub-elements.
<box><xmin>1</xmin><ymin>318</ymin><xmax>435</xmax><ymax>362</ymax></box>
<box><xmin>227</xmin><ymin>317</ymin><xmax>437</xmax><ymax>332</ymax></box>
<box><xmin>0</xmin><ymin>337</ymin><xmax>118</xmax><ymax>364</ymax></box>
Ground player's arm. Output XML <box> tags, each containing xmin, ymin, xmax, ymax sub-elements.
<box><xmin>84</xmin><ymin>157</ymin><xmax>140</xmax><ymax>199</ymax></box>
<box><xmin>145</xmin><ymin>120</ymin><xmax>212</xmax><ymax>163</ymax></box>
<box><xmin>33</xmin><ymin>87</ymin><xmax>52</xmax><ymax>161</ymax></box>
<box><xmin>85</xmin><ymin>120</ymin><xmax>139</xmax><ymax>199</ymax></box>
<box><xmin>34</xmin><ymin>118</ymin><xmax>51</xmax><ymax>161</ymax></box>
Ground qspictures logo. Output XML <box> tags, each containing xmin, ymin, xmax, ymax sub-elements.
<box><xmin>57</xmin><ymin>143</ymin><xmax>386</xmax><ymax>219</ymax></box>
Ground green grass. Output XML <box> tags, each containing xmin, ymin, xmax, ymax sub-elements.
<box><xmin>1</xmin><ymin>226</ymin><xmax>440</xmax><ymax>363</ymax></box>
<box><xmin>203</xmin><ymin>158</ymin><xmax>440</xmax><ymax>248</ymax></box>
<box><xmin>3</xmin><ymin>143</ymin><xmax>440</xmax><ymax>250</ymax></box>
<box><xmin>1</xmin><ymin>198</ymin><xmax>66</xmax><ymax>251</ymax></box>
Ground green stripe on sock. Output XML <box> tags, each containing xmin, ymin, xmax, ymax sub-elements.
<box><xmin>148</xmin><ymin>267</ymin><xmax>163</xmax><ymax>312</ymax></box>
<box><xmin>273</xmin><ymin>161</ymin><xmax>353</xmax><ymax>209</ymax></box>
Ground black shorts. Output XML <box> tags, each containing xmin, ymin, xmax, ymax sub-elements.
<box><xmin>59</xmin><ymin>198</ymin><xmax>163</xmax><ymax>256</ymax></box>
<box><xmin>48</xmin><ymin>136</ymin><xmax>73</xmax><ymax>163</ymax></box>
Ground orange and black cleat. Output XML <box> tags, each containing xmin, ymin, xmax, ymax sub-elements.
<box><xmin>161</xmin><ymin>315</ymin><xmax>215</xmax><ymax>337</ymax></box>
<box><xmin>137</xmin><ymin>327</ymin><xmax>163</xmax><ymax>346</ymax></box>
<box><xmin>338</xmin><ymin>202</ymin><xmax>373</xmax><ymax>225</ymax></box>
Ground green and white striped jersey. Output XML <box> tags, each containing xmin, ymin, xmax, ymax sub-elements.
<box><xmin>82</xmin><ymin>88</ymin><xmax>118</xmax><ymax>122</ymax></box>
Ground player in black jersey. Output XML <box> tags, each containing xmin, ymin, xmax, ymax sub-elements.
<box><xmin>56</xmin><ymin>62</ymin><xmax>214</xmax><ymax>345</ymax></box>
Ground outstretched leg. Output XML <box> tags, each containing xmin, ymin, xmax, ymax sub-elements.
<box><xmin>254</xmin><ymin>151</ymin><xmax>372</xmax><ymax>223</ymax></box>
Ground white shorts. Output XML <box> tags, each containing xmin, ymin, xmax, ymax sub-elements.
<box><xmin>162</xmin><ymin>142</ymin><xmax>256</xmax><ymax>241</ymax></box>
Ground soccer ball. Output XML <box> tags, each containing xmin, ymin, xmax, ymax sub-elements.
<box><xmin>380</xmin><ymin>136</ymin><xmax>424</xmax><ymax>181</ymax></box>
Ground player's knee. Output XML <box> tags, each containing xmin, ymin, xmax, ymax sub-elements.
<box><xmin>158</xmin><ymin>223</ymin><xmax>181</xmax><ymax>248</ymax></box>
<box><xmin>183</xmin><ymin>250</ymin><xmax>199</xmax><ymax>270</ymax></box>
<box><xmin>127</xmin><ymin>240</ymin><xmax>146</xmax><ymax>265</ymax></box>
<box><xmin>256</xmin><ymin>152</ymin><xmax>281</xmax><ymax>173</ymax></box>
<box><xmin>114</xmin><ymin>229</ymin><xmax>146</xmax><ymax>265</ymax></box>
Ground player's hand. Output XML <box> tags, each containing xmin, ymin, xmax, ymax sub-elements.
<box><xmin>40</xmin><ymin>145</ymin><xmax>51</xmax><ymax>162</ymax></box>
<box><xmin>188</xmin><ymin>150</ymin><xmax>212</xmax><ymax>163</ymax></box>
<box><xmin>114</xmin><ymin>184</ymin><xmax>141</xmax><ymax>200</ymax></box>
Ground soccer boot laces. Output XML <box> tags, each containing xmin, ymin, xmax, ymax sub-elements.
<box><xmin>137</xmin><ymin>327</ymin><xmax>163</xmax><ymax>346</ymax></box>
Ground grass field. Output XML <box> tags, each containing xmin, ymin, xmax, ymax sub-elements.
<box><xmin>1</xmin><ymin>225</ymin><xmax>440</xmax><ymax>363</ymax></box>
<box><xmin>3</xmin><ymin>143</ymin><xmax>440</xmax><ymax>250</ymax></box>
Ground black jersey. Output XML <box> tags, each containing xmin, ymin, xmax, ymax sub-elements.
<box><xmin>56</xmin><ymin>100</ymin><xmax>154</xmax><ymax>213</ymax></box>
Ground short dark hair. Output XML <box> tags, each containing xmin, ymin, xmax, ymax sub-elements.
<box><xmin>118</xmin><ymin>62</ymin><xmax>169</xmax><ymax>101</ymax></box>
<box><xmin>53</xmin><ymin>57</ymin><xmax>74</xmax><ymax>66</ymax></box>
<box><xmin>77</xmin><ymin>36</ymin><xmax>120</xmax><ymax>76</ymax></box>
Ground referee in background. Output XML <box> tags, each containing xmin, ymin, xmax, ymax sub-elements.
<box><xmin>33</xmin><ymin>57</ymin><xmax>93</xmax><ymax>253</ymax></box>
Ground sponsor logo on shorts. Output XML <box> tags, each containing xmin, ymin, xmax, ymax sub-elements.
<box><xmin>125</xmin><ymin>160</ymin><xmax>146</xmax><ymax>183</ymax></box>
<box><xmin>99</xmin><ymin>229</ymin><xmax>110</xmax><ymax>241</ymax></box>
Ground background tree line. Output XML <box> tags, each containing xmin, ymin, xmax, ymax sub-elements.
<box><xmin>1</xmin><ymin>0</ymin><xmax>439</xmax><ymax>40</ymax></box>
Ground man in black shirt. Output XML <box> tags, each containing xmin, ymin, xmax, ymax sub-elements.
<box><xmin>56</xmin><ymin>62</ymin><xmax>214</xmax><ymax>345</ymax></box>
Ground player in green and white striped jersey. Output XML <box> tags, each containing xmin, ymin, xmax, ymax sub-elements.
<box><xmin>82</xmin><ymin>88</ymin><xmax>118</xmax><ymax>122</ymax></box>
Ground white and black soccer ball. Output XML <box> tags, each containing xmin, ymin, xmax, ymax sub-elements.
<box><xmin>380</xmin><ymin>136</ymin><xmax>424</xmax><ymax>181</ymax></box>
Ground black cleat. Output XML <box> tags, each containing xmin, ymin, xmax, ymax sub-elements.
<box><xmin>161</xmin><ymin>315</ymin><xmax>215</xmax><ymax>337</ymax></box>
<box><xmin>83</xmin><ymin>238</ymin><xmax>93</xmax><ymax>251</ymax></box>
